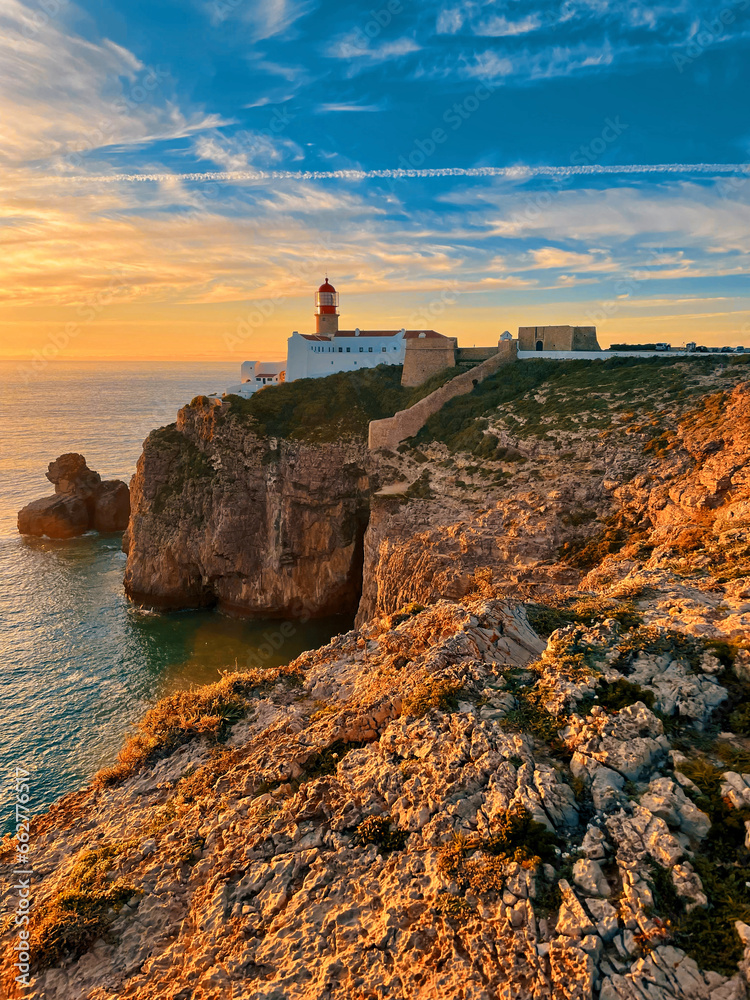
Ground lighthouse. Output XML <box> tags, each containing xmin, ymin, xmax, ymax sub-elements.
<box><xmin>315</xmin><ymin>278</ymin><xmax>339</xmax><ymax>335</ymax></box>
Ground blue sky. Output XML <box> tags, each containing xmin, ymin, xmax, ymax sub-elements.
<box><xmin>1</xmin><ymin>0</ymin><xmax>749</xmax><ymax>358</ymax></box>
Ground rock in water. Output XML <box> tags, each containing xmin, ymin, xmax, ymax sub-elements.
<box><xmin>17</xmin><ymin>453</ymin><xmax>130</xmax><ymax>538</ymax></box>
<box><xmin>92</xmin><ymin>481</ymin><xmax>131</xmax><ymax>532</ymax></box>
<box><xmin>16</xmin><ymin>494</ymin><xmax>90</xmax><ymax>539</ymax></box>
<box><xmin>46</xmin><ymin>452</ymin><xmax>102</xmax><ymax>500</ymax></box>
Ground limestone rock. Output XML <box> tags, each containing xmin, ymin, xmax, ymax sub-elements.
<box><xmin>46</xmin><ymin>452</ymin><xmax>101</xmax><ymax>498</ymax></box>
<box><xmin>18</xmin><ymin>454</ymin><xmax>130</xmax><ymax>538</ymax></box>
<box><xmin>124</xmin><ymin>400</ymin><xmax>373</xmax><ymax>614</ymax></box>
<box><xmin>16</xmin><ymin>493</ymin><xmax>90</xmax><ymax>539</ymax></box>
<box><xmin>92</xmin><ymin>480</ymin><xmax>131</xmax><ymax>532</ymax></box>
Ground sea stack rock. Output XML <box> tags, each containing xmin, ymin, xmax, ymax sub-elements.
<box><xmin>17</xmin><ymin>453</ymin><xmax>130</xmax><ymax>539</ymax></box>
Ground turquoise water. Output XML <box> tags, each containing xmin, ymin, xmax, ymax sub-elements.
<box><xmin>0</xmin><ymin>362</ymin><xmax>350</xmax><ymax>832</ymax></box>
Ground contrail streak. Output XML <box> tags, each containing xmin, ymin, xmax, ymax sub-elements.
<box><xmin>49</xmin><ymin>163</ymin><xmax>750</xmax><ymax>183</ymax></box>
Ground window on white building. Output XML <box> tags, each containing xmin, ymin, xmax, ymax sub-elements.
<box><xmin>368</xmin><ymin>347</ymin><xmax>373</xmax><ymax>352</ymax></box>
<box><xmin>381</xmin><ymin>347</ymin><xmax>386</xmax><ymax>352</ymax></box>
<box><xmin>359</xmin><ymin>347</ymin><xmax>363</xmax><ymax>353</ymax></box>
<box><xmin>346</xmin><ymin>347</ymin><xmax>350</xmax><ymax>353</ymax></box>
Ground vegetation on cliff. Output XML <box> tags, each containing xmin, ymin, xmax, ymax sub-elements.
<box><xmin>413</xmin><ymin>353</ymin><xmax>750</xmax><ymax>457</ymax></box>
<box><xmin>222</xmin><ymin>363</ymin><xmax>455</xmax><ymax>443</ymax></box>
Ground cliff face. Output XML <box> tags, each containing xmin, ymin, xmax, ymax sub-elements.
<box><xmin>125</xmin><ymin>359</ymin><xmax>750</xmax><ymax>627</ymax></box>
<box><xmin>124</xmin><ymin>398</ymin><xmax>372</xmax><ymax>617</ymax></box>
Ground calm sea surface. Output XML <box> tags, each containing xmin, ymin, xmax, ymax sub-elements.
<box><xmin>0</xmin><ymin>361</ymin><xmax>350</xmax><ymax>832</ymax></box>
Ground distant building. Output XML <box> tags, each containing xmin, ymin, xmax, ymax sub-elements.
<box><xmin>223</xmin><ymin>360</ymin><xmax>285</xmax><ymax>398</ymax></box>
<box><xmin>518</xmin><ymin>325</ymin><xmax>601</xmax><ymax>352</ymax></box>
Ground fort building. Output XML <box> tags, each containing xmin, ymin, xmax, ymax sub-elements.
<box><xmin>518</xmin><ymin>325</ymin><xmax>601</xmax><ymax>352</ymax></box>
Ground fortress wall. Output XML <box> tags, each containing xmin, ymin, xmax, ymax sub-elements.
<box><xmin>571</xmin><ymin>326</ymin><xmax>601</xmax><ymax>351</ymax></box>
<box><xmin>401</xmin><ymin>338</ymin><xmax>457</xmax><ymax>387</ymax></box>
<box><xmin>369</xmin><ymin>340</ymin><xmax>517</xmax><ymax>451</ymax></box>
<box><xmin>456</xmin><ymin>347</ymin><xmax>498</xmax><ymax>362</ymax></box>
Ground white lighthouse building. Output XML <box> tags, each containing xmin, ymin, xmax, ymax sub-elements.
<box><xmin>224</xmin><ymin>278</ymin><xmax>448</xmax><ymax>398</ymax></box>
<box><xmin>285</xmin><ymin>279</ymin><xmax>407</xmax><ymax>381</ymax></box>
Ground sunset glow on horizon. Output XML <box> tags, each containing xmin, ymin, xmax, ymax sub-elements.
<box><xmin>1</xmin><ymin>0</ymin><xmax>749</xmax><ymax>361</ymax></box>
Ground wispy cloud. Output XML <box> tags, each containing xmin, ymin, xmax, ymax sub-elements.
<box><xmin>206</xmin><ymin>0</ymin><xmax>318</xmax><ymax>38</ymax></box>
<box><xmin>50</xmin><ymin>164</ymin><xmax>750</xmax><ymax>184</ymax></box>
<box><xmin>316</xmin><ymin>102</ymin><xmax>385</xmax><ymax>113</ymax></box>
<box><xmin>193</xmin><ymin>132</ymin><xmax>303</xmax><ymax>170</ymax></box>
<box><xmin>329</xmin><ymin>35</ymin><xmax>420</xmax><ymax>63</ymax></box>
<box><xmin>0</xmin><ymin>0</ymin><xmax>225</xmax><ymax>169</ymax></box>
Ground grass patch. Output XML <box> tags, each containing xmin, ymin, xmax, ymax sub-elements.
<box><xmin>94</xmin><ymin>663</ymin><xmax>303</xmax><ymax>787</ymax></box>
<box><xmin>402</xmin><ymin>674</ymin><xmax>463</xmax><ymax>718</ymax></box>
<box><xmin>501</xmin><ymin>672</ymin><xmax>564</xmax><ymax>745</ymax></box>
<box><xmin>30</xmin><ymin>843</ymin><xmax>138</xmax><ymax>971</ymax></box>
<box><xmin>559</xmin><ymin>510</ymin><xmax>648</xmax><ymax>570</ymax></box>
<box><xmin>437</xmin><ymin>806</ymin><xmax>558</xmax><ymax>899</ymax></box>
<box><xmin>585</xmin><ymin>678</ymin><xmax>656</xmax><ymax>713</ymax></box>
<box><xmin>526</xmin><ymin>592</ymin><xmax>642</xmax><ymax>637</ymax></box>
<box><xmin>673</xmin><ymin>854</ymin><xmax>750</xmax><ymax>977</ymax></box>
<box><xmin>612</xmin><ymin>626</ymin><xmax>705</xmax><ymax>672</ymax></box>
<box><xmin>353</xmin><ymin>815</ymin><xmax>409</xmax><ymax>852</ymax></box>
<box><xmin>413</xmin><ymin>355</ymin><xmax>726</xmax><ymax>456</ymax></box>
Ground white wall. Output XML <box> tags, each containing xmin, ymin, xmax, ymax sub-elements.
<box><xmin>286</xmin><ymin>332</ymin><xmax>405</xmax><ymax>381</ymax></box>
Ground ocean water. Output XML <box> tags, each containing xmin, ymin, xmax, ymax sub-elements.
<box><xmin>0</xmin><ymin>361</ymin><xmax>350</xmax><ymax>833</ymax></box>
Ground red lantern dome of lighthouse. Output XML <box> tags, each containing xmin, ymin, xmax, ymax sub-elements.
<box><xmin>315</xmin><ymin>278</ymin><xmax>338</xmax><ymax>315</ymax></box>
<box><xmin>315</xmin><ymin>277</ymin><xmax>339</xmax><ymax>334</ymax></box>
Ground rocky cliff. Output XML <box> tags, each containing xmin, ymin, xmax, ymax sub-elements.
<box><xmin>5</xmin><ymin>356</ymin><xmax>750</xmax><ymax>999</ymax></box>
<box><xmin>122</xmin><ymin>365</ymin><xmax>448</xmax><ymax>617</ymax></box>
<box><xmin>123</xmin><ymin>397</ymin><xmax>372</xmax><ymax>616</ymax></box>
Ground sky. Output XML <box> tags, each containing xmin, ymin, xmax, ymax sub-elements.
<box><xmin>1</xmin><ymin>0</ymin><xmax>749</xmax><ymax>361</ymax></box>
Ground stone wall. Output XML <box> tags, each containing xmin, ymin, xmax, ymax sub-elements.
<box><xmin>456</xmin><ymin>346</ymin><xmax>498</xmax><ymax>362</ymax></box>
<box><xmin>369</xmin><ymin>340</ymin><xmax>517</xmax><ymax>450</ymax></box>
<box><xmin>401</xmin><ymin>337</ymin><xmax>457</xmax><ymax>387</ymax></box>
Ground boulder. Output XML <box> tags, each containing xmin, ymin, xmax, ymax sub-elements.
<box><xmin>18</xmin><ymin>454</ymin><xmax>130</xmax><ymax>539</ymax></box>
<box><xmin>46</xmin><ymin>452</ymin><xmax>102</xmax><ymax>499</ymax></box>
<box><xmin>92</xmin><ymin>481</ymin><xmax>131</xmax><ymax>532</ymax></box>
<box><xmin>17</xmin><ymin>494</ymin><xmax>90</xmax><ymax>539</ymax></box>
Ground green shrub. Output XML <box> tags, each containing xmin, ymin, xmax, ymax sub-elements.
<box><xmin>612</xmin><ymin>626</ymin><xmax>704</xmax><ymax>671</ymax></box>
<box><xmin>595</xmin><ymin>678</ymin><xmax>655</xmax><ymax>712</ymax></box>
<box><xmin>402</xmin><ymin>674</ymin><xmax>463</xmax><ymax>718</ymax></box>
<box><xmin>729</xmin><ymin>705</ymin><xmax>750</xmax><ymax>736</ymax></box>
<box><xmin>526</xmin><ymin>593</ymin><xmax>642</xmax><ymax>637</ymax></box>
<box><xmin>437</xmin><ymin>806</ymin><xmax>558</xmax><ymax>901</ymax></box>
<box><xmin>353</xmin><ymin>815</ymin><xmax>409</xmax><ymax>851</ymax></box>
<box><xmin>673</xmin><ymin>855</ymin><xmax>750</xmax><ymax>976</ymax></box>
<box><xmin>30</xmin><ymin>843</ymin><xmax>138</xmax><ymax>970</ymax></box>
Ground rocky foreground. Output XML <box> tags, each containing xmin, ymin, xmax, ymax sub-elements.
<box><xmin>5</xmin><ymin>572</ymin><xmax>750</xmax><ymax>999</ymax></box>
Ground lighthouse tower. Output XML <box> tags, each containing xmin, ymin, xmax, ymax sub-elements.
<box><xmin>315</xmin><ymin>278</ymin><xmax>339</xmax><ymax>335</ymax></box>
